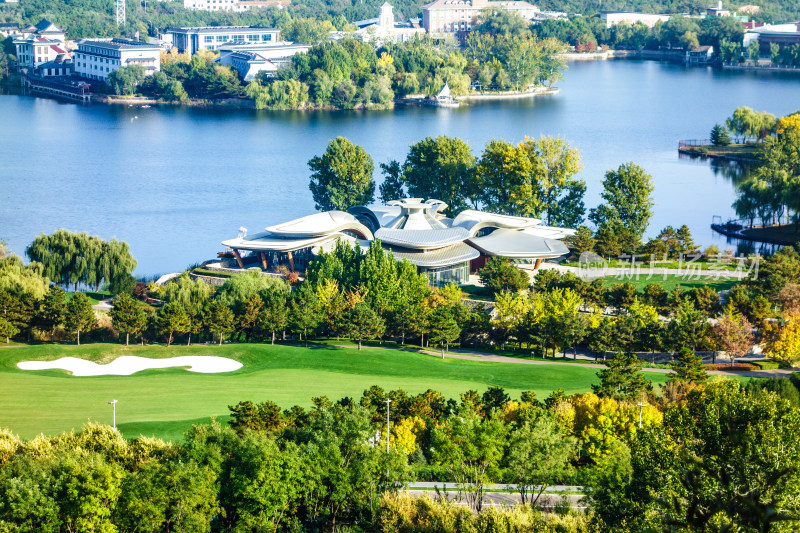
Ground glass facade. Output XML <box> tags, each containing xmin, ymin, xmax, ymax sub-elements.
<box><xmin>420</xmin><ymin>261</ymin><xmax>470</xmax><ymax>286</ymax></box>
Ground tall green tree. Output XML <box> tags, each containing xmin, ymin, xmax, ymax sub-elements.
<box><xmin>401</xmin><ymin>136</ymin><xmax>478</xmax><ymax>213</ymax></box>
<box><xmin>37</xmin><ymin>286</ymin><xmax>67</xmax><ymax>342</ymax></box>
<box><xmin>157</xmin><ymin>301</ymin><xmax>191</xmax><ymax>347</ymax></box>
<box><xmin>64</xmin><ymin>293</ymin><xmax>96</xmax><ymax>346</ymax></box>
<box><xmin>428</xmin><ymin>305</ymin><xmax>461</xmax><ymax>358</ymax></box>
<box><xmin>110</xmin><ymin>293</ymin><xmax>147</xmax><ymax>346</ymax></box>
<box><xmin>203</xmin><ymin>300</ymin><xmax>236</xmax><ymax>346</ymax></box>
<box><xmin>308</xmin><ymin>137</ymin><xmax>375</xmax><ymax>212</ymax></box>
<box><xmin>345</xmin><ymin>302</ymin><xmax>385</xmax><ymax>350</ymax></box>
<box><xmin>592</xmin><ymin>352</ymin><xmax>651</xmax><ymax>401</ymax></box>
<box><xmin>589</xmin><ymin>162</ymin><xmax>654</xmax><ymax>238</ymax></box>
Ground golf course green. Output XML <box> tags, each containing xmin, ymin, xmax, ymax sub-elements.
<box><xmin>0</xmin><ymin>342</ymin><xmax>669</xmax><ymax>442</ymax></box>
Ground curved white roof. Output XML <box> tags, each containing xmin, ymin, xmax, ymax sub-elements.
<box><xmin>452</xmin><ymin>210</ymin><xmax>541</xmax><ymax>236</ymax></box>
<box><xmin>222</xmin><ymin>231</ymin><xmax>340</xmax><ymax>252</ymax></box>
<box><xmin>375</xmin><ymin>227</ymin><xmax>470</xmax><ymax>250</ymax></box>
<box><xmin>467</xmin><ymin>228</ymin><xmax>569</xmax><ymax>258</ymax></box>
<box><xmin>265</xmin><ymin>211</ymin><xmax>373</xmax><ymax>239</ymax></box>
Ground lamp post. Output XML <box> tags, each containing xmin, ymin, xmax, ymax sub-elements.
<box><xmin>636</xmin><ymin>401</ymin><xmax>647</xmax><ymax>429</ymax></box>
<box><xmin>108</xmin><ymin>400</ymin><xmax>118</xmax><ymax>429</ymax></box>
<box><xmin>385</xmin><ymin>399</ymin><xmax>392</xmax><ymax>454</ymax></box>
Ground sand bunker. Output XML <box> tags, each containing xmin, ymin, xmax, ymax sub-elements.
<box><xmin>17</xmin><ymin>356</ymin><xmax>243</xmax><ymax>376</ymax></box>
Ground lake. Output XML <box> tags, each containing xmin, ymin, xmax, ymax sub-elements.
<box><xmin>1</xmin><ymin>59</ymin><xmax>798</xmax><ymax>276</ymax></box>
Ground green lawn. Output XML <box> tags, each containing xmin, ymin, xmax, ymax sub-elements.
<box><xmin>560</xmin><ymin>258</ymin><xmax>738</xmax><ymax>271</ymax></box>
<box><xmin>599</xmin><ymin>275</ymin><xmax>740</xmax><ymax>292</ymax></box>
<box><xmin>65</xmin><ymin>291</ymin><xmax>112</xmax><ymax>306</ymax></box>
<box><xmin>0</xmin><ymin>342</ymin><xmax>671</xmax><ymax>442</ymax></box>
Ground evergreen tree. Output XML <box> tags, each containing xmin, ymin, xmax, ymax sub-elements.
<box><xmin>110</xmin><ymin>293</ymin><xmax>147</xmax><ymax>346</ymax></box>
<box><xmin>157</xmin><ymin>301</ymin><xmax>191</xmax><ymax>347</ymax></box>
<box><xmin>710</xmin><ymin>123</ymin><xmax>732</xmax><ymax>146</ymax></box>
<box><xmin>289</xmin><ymin>285</ymin><xmax>321</xmax><ymax>346</ymax></box>
<box><xmin>592</xmin><ymin>352</ymin><xmax>651</xmax><ymax>401</ymax></box>
<box><xmin>345</xmin><ymin>302</ymin><xmax>385</xmax><ymax>350</ymax></box>
<box><xmin>236</xmin><ymin>294</ymin><xmax>263</xmax><ymax>342</ymax></box>
<box><xmin>428</xmin><ymin>305</ymin><xmax>461</xmax><ymax>358</ymax></box>
<box><xmin>37</xmin><ymin>286</ymin><xmax>67</xmax><ymax>342</ymax></box>
<box><xmin>669</xmin><ymin>347</ymin><xmax>709</xmax><ymax>383</ymax></box>
<box><xmin>203</xmin><ymin>300</ymin><xmax>236</xmax><ymax>346</ymax></box>
<box><xmin>64</xmin><ymin>293</ymin><xmax>96</xmax><ymax>346</ymax></box>
<box><xmin>478</xmin><ymin>257</ymin><xmax>529</xmax><ymax>294</ymax></box>
<box><xmin>308</xmin><ymin>136</ymin><xmax>375</xmax><ymax>212</ymax></box>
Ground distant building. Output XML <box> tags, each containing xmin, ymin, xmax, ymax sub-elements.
<box><xmin>217</xmin><ymin>41</ymin><xmax>311</xmax><ymax>80</ymax></box>
<box><xmin>182</xmin><ymin>0</ymin><xmax>289</xmax><ymax>11</ymax></box>
<box><xmin>167</xmin><ymin>26</ymin><xmax>282</xmax><ymax>55</ymax></box>
<box><xmin>353</xmin><ymin>3</ymin><xmax>426</xmax><ymax>43</ymax></box>
<box><xmin>745</xmin><ymin>23</ymin><xmax>800</xmax><ymax>55</ymax></box>
<box><xmin>13</xmin><ymin>20</ymin><xmax>69</xmax><ymax>71</ymax></box>
<box><xmin>686</xmin><ymin>45</ymin><xmax>714</xmax><ymax>64</ymax></box>
<box><xmin>73</xmin><ymin>38</ymin><xmax>161</xmax><ymax>81</ymax></box>
<box><xmin>422</xmin><ymin>0</ymin><xmax>560</xmax><ymax>38</ymax></box>
<box><xmin>600</xmin><ymin>12</ymin><xmax>670</xmax><ymax>29</ymax></box>
<box><xmin>706</xmin><ymin>0</ymin><xmax>731</xmax><ymax>16</ymax></box>
<box><xmin>0</xmin><ymin>23</ymin><xmax>21</xmax><ymax>37</ymax></box>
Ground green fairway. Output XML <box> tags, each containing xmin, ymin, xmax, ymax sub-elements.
<box><xmin>599</xmin><ymin>274</ymin><xmax>740</xmax><ymax>292</ymax></box>
<box><xmin>0</xmin><ymin>342</ymin><xmax>671</xmax><ymax>442</ymax></box>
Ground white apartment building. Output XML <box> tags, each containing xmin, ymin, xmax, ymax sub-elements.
<box><xmin>13</xmin><ymin>20</ymin><xmax>69</xmax><ymax>71</ymax></box>
<box><xmin>422</xmin><ymin>0</ymin><xmax>557</xmax><ymax>37</ymax></box>
<box><xmin>600</xmin><ymin>12</ymin><xmax>670</xmax><ymax>29</ymax></box>
<box><xmin>73</xmin><ymin>39</ymin><xmax>161</xmax><ymax>81</ymax></box>
<box><xmin>167</xmin><ymin>26</ymin><xmax>282</xmax><ymax>55</ymax></box>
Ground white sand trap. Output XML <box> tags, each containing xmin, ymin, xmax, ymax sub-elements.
<box><xmin>17</xmin><ymin>356</ymin><xmax>243</xmax><ymax>376</ymax></box>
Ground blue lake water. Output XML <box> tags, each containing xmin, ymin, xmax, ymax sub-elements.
<box><xmin>1</xmin><ymin>59</ymin><xmax>798</xmax><ymax>276</ymax></box>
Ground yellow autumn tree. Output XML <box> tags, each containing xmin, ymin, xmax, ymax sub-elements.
<box><xmin>387</xmin><ymin>416</ymin><xmax>426</xmax><ymax>455</ymax></box>
<box><xmin>776</xmin><ymin>113</ymin><xmax>800</xmax><ymax>135</ymax></box>
<box><xmin>569</xmin><ymin>393</ymin><xmax>662</xmax><ymax>461</ymax></box>
<box><xmin>765</xmin><ymin>314</ymin><xmax>800</xmax><ymax>364</ymax></box>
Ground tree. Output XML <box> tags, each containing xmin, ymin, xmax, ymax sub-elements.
<box><xmin>157</xmin><ymin>301</ymin><xmax>190</xmax><ymax>347</ymax></box>
<box><xmin>345</xmin><ymin>302</ymin><xmax>385</xmax><ymax>350</ymax></box>
<box><xmin>710</xmin><ymin>123</ymin><xmax>732</xmax><ymax>146</ymax></box>
<box><xmin>507</xmin><ymin>413</ymin><xmax>578</xmax><ymax>506</ymax></box>
<box><xmin>430</xmin><ymin>410</ymin><xmax>508</xmax><ymax>511</ymax></box>
<box><xmin>64</xmin><ymin>293</ymin><xmax>95</xmax><ymax>346</ymax></box>
<box><xmin>289</xmin><ymin>284</ymin><xmax>321</xmax><ymax>346</ymax></box>
<box><xmin>308</xmin><ymin>137</ymin><xmax>375</xmax><ymax>212</ymax></box>
<box><xmin>666</xmin><ymin>300</ymin><xmax>711</xmax><ymax>354</ymax></box>
<box><xmin>107</xmin><ymin>64</ymin><xmax>146</xmax><ymax>96</ymax></box>
<box><xmin>32</xmin><ymin>287</ymin><xmax>62</xmax><ymax>343</ymax></box>
<box><xmin>592</xmin><ymin>352</ymin><xmax>651</xmax><ymax>401</ymax></box>
<box><xmin>427</xmin><ymin>305</ymin><xmax>461</xmax><ymax>357</ymax></box>
<box><xmin>204</xmin><ymin>300</ymin><xmax>236</xmax><ymax>345</ymax></box>
<box><xmin>764</xmin><ymin>314</ymin><xmax>800</xmax><ymax>364</ymax></box>
<box><xmin>478</xmin><ymin>257</ymin><xmax>528</xmax><ymax>294</ymax></box>
<box><xmin>589</xmin><ymin>163</ymin><xmax>654</xmax><ymax>238</ymax></box>
<box><xmin>257</xmin><ymin>291</ymin><xmax>289</xmax><ymax>344</ymax></box>
<box><xmin>110</xmin><ymin>293</ymin><xmax>147</xmax><ymax>346</ymax></box>
<box><xmin>669</xmin><ymin>347</ymin><xmax>709</xmax><ymax>383</ymax></box>
<box><xmin>401</xmin><ymin>136</ymin><xmax>477</xmax><ymax>213</ymax></box>
<box><xmin>521</xmin><ymin>136</ymin><xmax>585</xmax><ymax>226</ymax></box>
<box><xmin>0</xmin><ymin>291</ymin><xmax>21</xmax><ymax>343</ymax></box>
<box><xmin>714</xmin><ymin>308</ymin><xmax>755</xmax><ymax>366</ymax></box>
<box><xmin>748</xmin><ymin>39</ymin><xmax>760</xmax><ymax>62</ymax></box>
<box><xmin>378</xmin><ymin>160</ymin><xmax>405</xmax><ymax>202</ymax></box>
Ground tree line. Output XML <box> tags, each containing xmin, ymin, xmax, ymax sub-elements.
<box><xmin>2</xmin><ymin>369</ymin><xmax>800</xmax><ymax>532</ymax></box>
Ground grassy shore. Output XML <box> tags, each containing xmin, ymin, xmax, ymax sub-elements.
<box><xmin>0</xmin><ymin>342</ymin><xmax>675</xmax><ymax>442</ymax></box>
<box><xmin>679</xmin><ymin>142</ymin><xmax>761</xmax><ymax>161</ymax></box>
<box><xmin>742</xmin><ymin>222</ymin><xmax>800</xmax><ymax>243</ymax></box>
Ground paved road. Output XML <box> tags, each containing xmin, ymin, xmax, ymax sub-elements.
<box><xmin>408</xmin><ymin>482</ymin><xmax>582</xmax><ymax>492</ymax></box>
<box><xmin>404</xmin><ymin>489</ymin><xmax>586</xmax><ymax>510</ymax></box>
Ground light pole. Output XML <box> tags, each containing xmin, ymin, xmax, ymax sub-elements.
<box><xmin>637</xmin><ymin>401</ymin><xmax>647</xmax><ymax>429</ymax></box>
<box><xmin>108</xmin><ymin>400</ymin><xmax>118</xmax><ymax>429</ymax></box>
<box><xmin>385</xmin><ymin>399</ymin><xmax>392</xmax><ymax>454</ymax></box>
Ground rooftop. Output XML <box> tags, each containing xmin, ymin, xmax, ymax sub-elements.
<box><xmin>78</xmin><ymin>38</ymin><xmax>161</xmax><ymax>50</ymax></box>
<box><xmin>167</xmin><ymin>26</ymin><xmax>279</xmax><ymax>34</ymax></box>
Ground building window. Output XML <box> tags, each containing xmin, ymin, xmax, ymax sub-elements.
<box><xmin>217</xmin><ymin>35</ymin><xmax>226</xmax><ymax>42</ymax></box>
<box><xmin>262</xmin><ymin>34</ymin><xmax>272</xmax><ymax>41</ymax></box>
<box><xmin>204</xmin><ymin>35</ymin><xmax>214</xmax><ymax>43</ymax></box>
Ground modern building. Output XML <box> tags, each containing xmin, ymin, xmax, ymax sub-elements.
<box><xmin>706</xmin><ymin>0</ymin><xmax>731</xmax><ymax>17</ymax></box>
<box><xmin>217</xmin><ymin>40</ymin><xmax>310</xmax><ymax>79</ymax></box>
<box><xmin>13</xmin><ymin>20</ymin><xmax>69</xmax><ymax>71</ymax></box>
<box><xmin>600</xmin><ymin>12</ymin><xmax>670</xmax><ymax>29</ymax></box>
<box><xmin>220</xmin><ymin>198</ymin><xmax>573</xmax><ymax>286</ymax></box>
<box><xmin>167</xmin><ymin>26</ymin><xmax>282</xmax><ymax>55</ymax></box>
<box><xmin>744</xmin><ymin>23</ymin><xmax>800</xmax><ymax>55</ymax></box>
<box><xmin>353</xmin><ymin>3</ymin><xmax>426</xmax><ymax>43</ymax></box>
<box><xmin>182</xmin><ymin>0</ymin><xmax>289</xmax><ymax>11</ymax></box>
<box><xmin>73</xmin><ymin>39</ymin><xmax>161</xmax><ymax>81</ymax></box>
<box><xmin>422</xmin><ymin>0</ymin><xmax>562</xmax><ymax>38</ymax></box>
